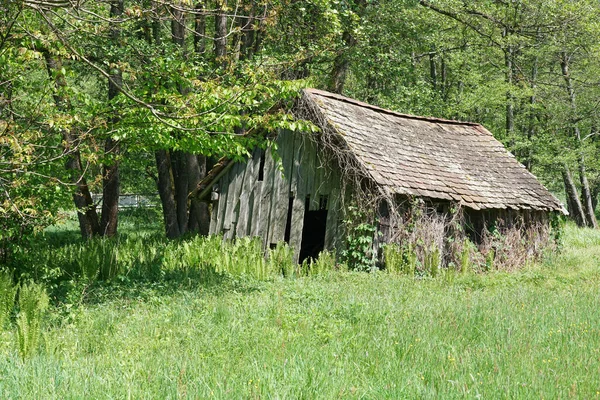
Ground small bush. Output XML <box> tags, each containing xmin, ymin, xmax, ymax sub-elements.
<box><xmin>341</xmin><ymin>205</ymin><xmax>378</xmax><ymax>271</ymax></box>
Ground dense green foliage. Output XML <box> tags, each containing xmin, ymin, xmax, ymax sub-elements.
<box><xmin>0</xmin><ymin>213</ymin><xmax>599</xmax><ymax>397</ymax></box>
<box><xmin>3</xmin><ymin>0</ymin><xmax>600</xmax><ymax>249</ymax></box>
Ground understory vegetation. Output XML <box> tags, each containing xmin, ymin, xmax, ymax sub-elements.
<box><xmin>0</xmin><ymin>210</ymin><xmax>599</xmax><ymax>398</ymax></box>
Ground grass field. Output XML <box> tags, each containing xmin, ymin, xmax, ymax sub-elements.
<box><xmin>1</xmin><ymin>213</ymin><xmax>600</xmax><ymax>398</ymax></box>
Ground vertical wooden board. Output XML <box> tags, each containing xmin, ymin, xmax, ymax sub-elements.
<box><xmin>220</xmin><ymin>163</ymin><xmax>237</xmax><ymax>237</ymax></box>
<box><xmin>209</xmin><ymin>203</ymin><xmax>217</xmax><ymax>234</ymax></box>
<box><xmin>332</xmin><ymin>180</ymin><xmax>351</xmax><ymax>251</ymax></box>
<box><xmin>311</xmin><ymin>146</ymin><xmax>324</xmax><ymax>211</ymax></box>
<box><xmin>289</xmin><ymin>132</ymin><xmax>302</xmax><ymax>196</ymax></box>
<box><xmin>268</xmin><ymin>130</ymin><xmax>294</xmax><ymax>244</ymax></box>
<box><xmin>209</xmin><ymin>194</ymin><xmax>218</xmax><ymax>235</ymax></box>
<box><xmin>223</xmin><ymin>163</ymin><xmax>247</xmax><ymax>240</ymax></box>
<box><xmin>249</xmin><ymin>182</ymin><xmax>263</xmax><ymax>238</ymax></box>
<box><xmin>305</xmin><ymin>137</ymin><xmax>316</xmax><ymax>207</ymax></box>
<box><xmin>324</xmin><ymin>177</ymin><xmax>340</xmax><ymax>250</ymax></box>
<box><xmin>289</xmin><ymin>132</ymin><xmax>307</xmax><ymax>262</ymax></box>
<box><xmin>257</xmin><ymin>145</ymin><xmax>276</xmax><ymax>250</ymax></box>
<box><xmin>235</xmin><ymin>150</ymin><xmax>259</xmax><ymax>238</ymax></box>
<box><xmin>213</xmin><ymin>168</ymin><xmax>230</xmax><ymax>235</ymax></box>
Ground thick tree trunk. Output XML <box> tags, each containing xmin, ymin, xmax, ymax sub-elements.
<box><xmin>578</xmin><ymin>158</ymin><xmax>597</xmax><ymax>228</ymax></box>
<box><xmin>215</xmin><ymin>0</ymin><xmax>228</xmax><ymax>64</ymax></box>
<box><xmin>240</xmin><ymin>9</ymin><xmax>255</xmax><ymax>60</ymax></box>
<box><xmin>194</xmin><ymin>2</ymin><xmax>206</xmax><ymax>53</ymax></box>
<box><xmin>441</xmin><ymin>56</ymin><xmax>448</xmax><ymax>100</ymax></box>
<box><xmin>187</xmin><ymin>155</ymin><xmax>210</xmax><ymax>235</ymax></box>
<box><xmin>100</xmin><ymin>0</ymin><xmax>124</xmax><ymax>238</ymax></box>
<box><xmin>170</xmin><ymin>4</ymin><xmax>185</xmax><ymax>48</ymax></box>
<box><xmin>504</xmin><ymin>43</ymin><xmax>515</xmax><ymax>138</ymax></box>
<box><xmin>43</xmin><ymin>52</ymin><xmax>100</xmax><ymax>239</ymax></box>
<box><xmin>171</xmin><ymin>151</ymin><xmax>190</xmax><ymax>235</ymax></box>
<box><xmin>429</xmin><ymin>52</ymin><xmax>437</xmax><ymax>91</ymax></box>
<box><xmin>328</xmin><ymin>30</ymin><xmax>355</xmax><ymax>94</ymax></box>
<box><xmin>100</xmin><ymin>137</ymin><xmax>120</xmax><ymax>236</ymax></box>
<box><xmin>562</xmin><ymin>165</ymin><xmax>586</xmax><ymax>227</ymax></box>
<box><xmin>152</xmin><ymin>3</ymin><xmax>213</xmax><ymax>239</ymax></box>
<box><xmin>560</xmin><ymin>51</ymin><xmax>597</xmax><ymax>228</ymax></box>
<box><xmin>155</xmin><ymin>150</ymin><xmax>181</xmax><ymax>238</ymax></box>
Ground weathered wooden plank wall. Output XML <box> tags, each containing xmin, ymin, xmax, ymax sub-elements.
<box><xmin>209</xmin><ymin>129</ymin><xmax>344</xmax><ymax>262</ymax></box>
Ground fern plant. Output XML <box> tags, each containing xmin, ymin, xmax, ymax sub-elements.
<box><xmin>15</xmin><ymin>282</ymin><xmax>49</xmax><ymax>359</ymax></box>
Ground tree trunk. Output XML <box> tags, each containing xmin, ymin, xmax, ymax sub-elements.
<box><xmin>214</xmin><ymin>0</ymin><xmax>228</xmax><ymax>64</ymax></box>
<box><xmin>155</xmin><ymin>150</ymin><xmax>181</xmax><ymax>238</ymax></box>
<box><xmin>562</xmin><ymin>165</ymin><xmax>586</xmax><ymax>227</ymax></box>
<box><xmin>194</xmin><ymin>2</ymin><xmax>206</xmax><ymax>53</ymax></box>
<box><xmin>171</xmin><ymin>151</ymin><xmax>190</xmax><ymax>235</ymax></box>
<box><xmin>100</xmin><ymin>0</ymin><xmax>124</xmax><ymax>238</ymax></box>
<box><xmin>429</xmin><ymin>52</ymin><xmax>437</xmax><ymax>91</ymax></box>
<box><xmin>187</xmin><ymin>155</ymin><xmax>210</xmax><ymax>235</ymax></box>
<box><xmin>504</xmin><ymin>42</ymin><xmax>515</xmax><ymax>139</ymax></box>
<box><xmin>560</xmin><ymin>51</ymin><xmax>597</xmax><ymax>228</ymax></box>
<box><xmin>151</xmin><ymin>2</ymin><xmax>213</xmax><ymax>239</ymax></box>
<box><xmin>240</xmin><ymin>8</ymin><xmax>255</xmax><ymax>60</ymax></box>
<box><xmin>170</xmin><ymin>3</ymin><xmax>185</xmax><ymax>48</ymax></box>
<box><xmin>578</xmin><ymin>159</ymin><xmax>597</xmax><ymax>228</ymax></box>
<box><xmin>42</xmin><ymin>51</ymin><xmax>100</xmax><ymax>239</ymax></box>
<box><xmin>328</xmin><ymin>30</ymin><xmax>355</xmax><ymax>94</ymax></box>
<box><xmin>100</xmin><ymin>137</ymin><xmax>120</xmax><ymax>236</ymax></box>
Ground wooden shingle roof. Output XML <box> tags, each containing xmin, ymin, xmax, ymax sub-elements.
<box><xmin>303</xmin><ymin>88</ymin><xmax>565</xmax><ymax>212</ymax></box>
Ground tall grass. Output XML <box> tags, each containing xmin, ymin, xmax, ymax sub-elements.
<box><xmin>0</xmin><ymin>228</ymin><xmax>599</xmax><ymax>397</ymax></box>
<box><xmin>0</xmin><ymin>216</ymin><xmax>599</xmax><ymax>397</ymax></box>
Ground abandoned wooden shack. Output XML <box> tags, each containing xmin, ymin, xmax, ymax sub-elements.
<box><xmin>196</xmin><ymin>89</ymin><xmax>566</xmax><ymax>264</ymax></box>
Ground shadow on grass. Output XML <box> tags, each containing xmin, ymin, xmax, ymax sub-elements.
<box><xmin>8</xmin><ymin>209</ymin><xmax>268</xmax><ymax>310</ymax></box>
<box><xmin>51</xmin><ymin>265</ymin><xmax>267</xmax><ymax>311</ymax></box>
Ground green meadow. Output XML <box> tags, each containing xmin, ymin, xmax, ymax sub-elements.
<box><xmin>1</xmin><ymin>211</ymin><xmax>600</xmax><ymax>399</ymax></box>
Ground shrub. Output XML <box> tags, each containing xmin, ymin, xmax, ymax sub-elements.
<box><xmin>341</xmin><ymin>205</ymin><xmax>378</xmax><ymax>271</ymax></box>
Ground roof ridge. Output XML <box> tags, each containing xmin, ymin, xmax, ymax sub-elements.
<box><xmin>304</xmin><ymin>88</ymin><xmax>481</xmax><ymax>127</ymax></box>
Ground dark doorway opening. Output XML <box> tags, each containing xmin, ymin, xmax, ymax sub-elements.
<box><xmin>298</xmin><ymin>196</ymin><xmax>328</xmax><ymax>263</ymax></box>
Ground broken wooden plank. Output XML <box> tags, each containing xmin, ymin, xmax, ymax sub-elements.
<box><xmin>235</xmin><ymin>150</ymin><xmax>259</xmax><ymax>238</ymax></box>
<box><xmin>223</xmin><ymin>163</ymin><xmax>246</xmax><ymax>240</ymax></box>
<box><xmin>324</xmin><ymin>168</ymin><xmax>341</xmax><ymax>250</ymax></box>
<box><xmin>257</xmin><ymin>145</ymin><xmax>276</xmax><ymax>250</ymax></box>
<box><xmin>289</xmin><ymin>132</ymin><xmax>307</xmax><ymax>263</ymax></box>
<box><xmin>208</xmin><ymin>189</ymin><xmax>218</xmax><ymax>235</ymax></box>
<box><xmin>303</xmin><ymin>135</ymin><xmax>317</xmax><ymax>210</ymax></box>
<box><xmin>213</xmin><ymin>167</ymin><xmax>230</xmax><ymax>235</ymax></box>
<box><xmin>311</xmin><ymin>146</ymin><xmax>324</xmax><ymax>211</ymax></box>
<box><xmin>268</xmin><ymin>130</ymin><xmax>295</xmax><ymax>244</ymax></box>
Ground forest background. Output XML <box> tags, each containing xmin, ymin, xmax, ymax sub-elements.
<box><xmin>2</xmin><ymin>0</ymin><xmax>600</xmax><ymax>250</ymax></box>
